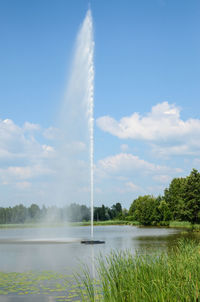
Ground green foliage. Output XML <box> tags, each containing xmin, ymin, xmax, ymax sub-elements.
<box><xmin>94</xmin><ymin>203</ymin><xmax>123</xmax><ymax>221</ymax></box>
<box><xmin>169</xmin><ymin>221</ymin><xmax>192</xmax><ymax>228</ymax></box>
<box><xmin>124</xmin><ymin>215</ymin><xmax>134</xmax><ymax>222</ymax></box>
<box><xmin>129</xmin><ymin>195</ymin><xmax>160</xmax><ymax>225</ymax></box>
<box><xmin>164</xmin><ymin>177</ymin><xmax>187</xmax><ymax>221</ymax></box>
<box><xmin>128</xmin><ymin>169</ymin><xmax>200</xmax><ymax>226</ymax></box>
<box><xmin>158</xmin><ymin>200</ymin><xmax>171</xmax><ymax>221</ymax></box>
<box><xmin>184</xmin><ymin>169</ymin><xmax>200</xmax><ymax>223</ymax></box>
<box><xmin>78</xmin><ymin>239</ymin><xmax>200</xmax><ymax>302</ymax></box>
<box><xmin>67</xmin><ymin>203</ymin><xmax>90</xmax><ymax>222</ymax></box>
<box><xmin>28</xmin><ymin>204</ymin><xmax>40</xmax><ymax>220</ymax></box>
<box><xmin>164</xmin><ymin>169</ymin><xmax>200</xmax><ymax>224</ymax></box>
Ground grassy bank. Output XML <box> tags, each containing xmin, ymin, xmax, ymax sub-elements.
<box><xmin>0</xmin><ymin>220</ymin><xmax>140</xmax><ymax>229</ymax></box>
<box><xmin>2</xmin><ymin>220</ymin><xmax>199</xmax><ymax>230</ymax></box>
<box><xmin>77</xmin><ymin>239</ymin><xmax>200</xmax><ymax>302</ymax></box>
<box><xmin>169</xmin><ymin>221</ymin><xmax>200</xmax><ymax>231</ymax></box>
<box><xmin>169</xmin><ymin>221</ymin><xmax>192</xmax><ymax>228</ymax></box>
<box><xmin>73</xmin><ymin>220</ymin><xmax>140</xmax><ymax>226</ymax></box>
<box><xmin>0</xmin><ymin>222</ymin><xmax>70</xmax><ymax>229</ymax></box>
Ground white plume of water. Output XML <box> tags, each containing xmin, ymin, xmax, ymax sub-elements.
<box><xmin>58</xmin><ymin>9</ymin><xmax>94</xmax><ymax>238</ymax></box>
<box><xmin>86</xmin><ymin>10</ymin><xmax>95</xmax><ymax>239</ymax></box>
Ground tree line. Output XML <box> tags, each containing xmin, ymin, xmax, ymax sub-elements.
<box><xmin>1</xmin><ymin>168</ymin><xmax>199</xmax><ymax>225</ymax></box>
<box><xmin>129</xmin><ymin>169</ymin><xmax>200</xmax><ymax>225</ymax></box>
<box><xmin>0</xmin><ymin>202</ymin><xmax>123</xmax><ymax>224</ymax></box>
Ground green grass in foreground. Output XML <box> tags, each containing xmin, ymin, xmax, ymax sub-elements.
<box><xmin>77</xmin><ymin>239</ymin><xmax>200</xmax><ymax>302</ymax></box>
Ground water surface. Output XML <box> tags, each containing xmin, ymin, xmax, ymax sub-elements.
<box><xmin>0</xmin><ymin>225</ymin><xmax>196</xmax><ymax>302</ymax></box>
<box><xmin>0</xmin><ymin>225</ymin><xmax>187</xmax><ymax>273</ymax></box>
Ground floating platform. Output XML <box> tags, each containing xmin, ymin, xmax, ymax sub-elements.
<box><xmin>81</xmin><ymin>240</ymin><xmax>105</xmax><ymax>244</ymax></box>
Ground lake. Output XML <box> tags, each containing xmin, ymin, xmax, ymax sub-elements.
<box><xmin>0</xmin><ymin>225</ymin><xmax>196</xmax><ymax>301</ymax></box>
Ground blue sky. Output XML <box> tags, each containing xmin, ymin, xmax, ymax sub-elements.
<box><xmin>0</xmin><ymin>0</ymin><xmax>200</xmax><ymax>208</ymax></box>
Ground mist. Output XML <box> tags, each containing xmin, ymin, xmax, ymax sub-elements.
<box><xmin>50</xmin><ymin>9</ymin><xmax>95</xmax><ymax>209</ymax></box>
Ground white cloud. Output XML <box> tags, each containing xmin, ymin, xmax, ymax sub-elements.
<box><xmin>67</xmin><ymin>141</ymin><xmax>86</xmax><ymax>152</ymax></box>
<box><xmin>97</xmin><ymin>102</ymin><xmax>200</xmax><ymax>156</ymax></box>
<box><xmin>0</xmin><ymin>119</ymin><xmax>24</xmax><ymax>152</ymax></box>
<box><xmin>153</xmin><ymin>174</ymin><xmax>172</xmax><ymax>183</ymax></box>
<box><xmin>0</xmin><ymin>165</ymin><xmax>54</xmax><ymax>183</ymax></box>
<box><xmin>42</xmin><ymin>145</ymin><xmax>55</xmax><ymax>158</ymax></box>
<box><xmin>43</xmin><ymin>127</ymin><xmax>60</xmax><ymax>140</ymax></box>
<box><xmin>147</xmin><ymin>185</ymin><xmax>166</xmax><ymax>195</ymax></box>
<box><xmin>125</xmin><ymin>181</ymin><xmax>141</xmax><ymax>192</ymax></box>
<box><xmin>115</xmin><ymin>182</ymin><xmax>143</xmax><ymax>194</ymax></box>
<box><xmin>15</xmin><ymin>181</ymin><xmax>31</xmax><ymax>190</ymax></box>
<box><xmin>151</xmin><ymin>143</ymin><xmax>200</xmax><ymax>158</ymax></box>
<box><xmin>120</xmin><ymin>144</ymin><xmax>129</xmax><ymax>151</ymax></box>
<box><xmin>0</xmin><ymin>118</ymin><xmax>55</xmax><ymax>161</ymax></box>
<box><xmin>0</xmin><ymin>118</ymin><xmax>56</xmax><ymax>191</ymax></box>
<box><xmin>23</xmin><ymin>122</ymin><xmax>40</xmax><ymax>132</ymax></box>
<box><xmin>0</xmin><ymin>117</ymin><xmax>93</xmax><ymax>205</ymax></box>
<box><xmin>0</xmin><ymin>113</ymin><xmax>194</xmax><ymax>205</ymax></box>
<box><xmin>96</xmin><ymin>153</ymin><xmax>170</xmax><ymax>176</ymax></box>
<box><xmin>95</xmin><ymin>152</ymin><xmax>182</xmax><ymax>198</ymax></box>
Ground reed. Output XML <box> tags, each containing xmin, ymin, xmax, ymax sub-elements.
<box><xmin>169</xmin><ymin>221</ymin><xmax>192</xmax><ymax>228</ymax></box>
<box><xmin>77</xmin><ymin>239</ymin><xmax>200</xmax><ymax>301</ymax></box>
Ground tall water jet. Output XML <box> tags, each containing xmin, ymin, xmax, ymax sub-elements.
<box><xmin>87</xmin><ymin>9</ymin><xmax>95</xmax><ymax>239</ymax></box>
<box><xmin>58</xmin><ymin>9</ymin><xmax>94</xmax><ymax>239</ymax></box>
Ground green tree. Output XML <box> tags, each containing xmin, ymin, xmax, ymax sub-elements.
<box><xmin>184</xmin><ymin>169</ymin><xmax>200</xmax><ymax>223</ymax></box>
<box><xmin>12</xmin><ymin>204</ymin><xmax>27</xmax><ymax>223</ymax></box>
<box><xmin>158</xmin><ymin>200</ymin><xmax>171</xmax><ymax>221</ymax></box>
<box><xmin>94</xmin><ymin>205</ymin><xmax>106</xmax><ymax>221</ymax></box>
<box><xmin>28</xmin><ymin>204</ymin><xmax>40</xmax><ymax>221</ymax></box>
<box><xmin>129</xmin><ymin>195</ymin><xmax>159</xmax><ymax>225</ymax></box>
<box><xmin>80</xmin><ymin>205</ymin><xmax>90</xmax><ymax>221</ymax></box>
<box><xmin>111</xmin><ymin>203</ymin><xmax>123</xmax><ymax>219</ymax></box>
<box><xmin>0</xmin><ymin>208</ymin><xmax>6</xmax><ymax>224</ymax></box>
<box><xmin>67</xmin><ymin>203</ymin><xmax>90</xmax><ymax>222</ymax></box>
<box><xmin>164</xmin><ymin>177</ymin><xmax>186</xmax><ymax>220</ymax></box>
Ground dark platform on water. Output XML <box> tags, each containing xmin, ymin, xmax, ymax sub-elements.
<box><xmin>81</xmin><ymin>240</ymin><xmax>105</xmax><ymax>244</ymax></box>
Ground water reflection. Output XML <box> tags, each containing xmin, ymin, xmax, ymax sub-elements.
<box><xmin>135</xmin><ymin>232</ymin><xmax>200</xmax><ymax>259</ymax></box>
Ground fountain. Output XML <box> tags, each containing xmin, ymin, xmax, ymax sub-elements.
<box><xmin>60</xmin><ymin>8</ymin><xmax>104</xmax><ymax>244</ymax></box>
<box><xmin>77</xmin><ymin>9</ymin><xmax>104</xmax><ymax>244</ymax></box>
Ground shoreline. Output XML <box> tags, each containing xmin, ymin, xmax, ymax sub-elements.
<box><xmin>0</xmin><ymin>220</ymin><xmax>138</xmax><ymax>229</ymax></box>
<box><xmin>0</xmin><ymin>220</ymin><xmax>199</xmax><ymax>230</ymax></box>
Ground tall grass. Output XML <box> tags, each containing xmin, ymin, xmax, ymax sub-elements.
<box><xmin>77</xmin><ymin>239</ymin><xmax>200</xmax><ymax>301</ymax></box>
<box><xmin>71</xmin><ymin>220</ymin><xmax>140</xmax><ymax>227</ymax></box>
<box><xmin>169</xmin><ymin>221</ymin><xmax>192</xmax><ymax>228</ymax></box>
